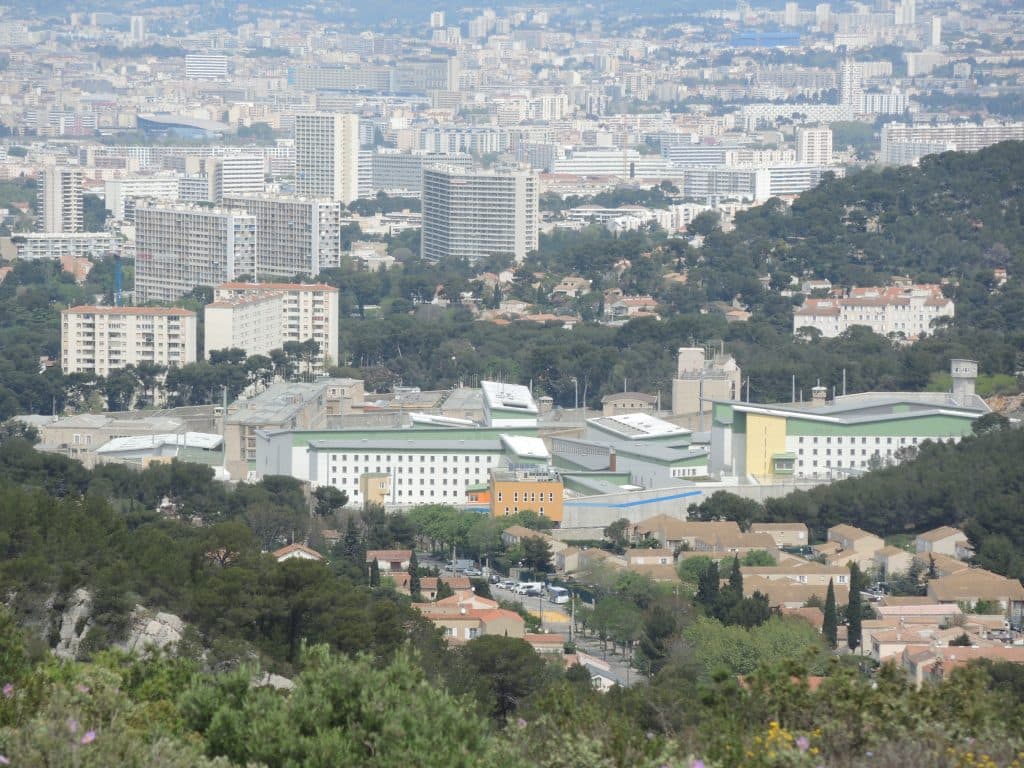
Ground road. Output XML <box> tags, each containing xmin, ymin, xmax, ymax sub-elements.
<box><xmin>489</xmin><ymin>583</ymin><xmax>641</xmax><ymax>687</ymax></box>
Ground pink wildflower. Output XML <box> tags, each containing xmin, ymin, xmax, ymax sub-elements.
<box><xmin>80</xmin><ymin>731</ymin><xmax>96</xmax><ymax>745</ymax></box>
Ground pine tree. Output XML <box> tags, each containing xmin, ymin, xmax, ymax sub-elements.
<box><xmin>408</xmin><ymin>550</ymin><xmax>421</xmax><ymax>599</ymax></box>
<box><xmin>847</xmin><ymin>563</ymin><xmax>862</xmax><ymax>651</ymax></box>
<box><xmin>823</xmin><ymin>578</ymin><xmax>838</xmax><ymax>649</ymax></box>
<box><xmin>370</xmin><ymin>559</ymin><xmax>380</xmax><ymax>587</ymax></box>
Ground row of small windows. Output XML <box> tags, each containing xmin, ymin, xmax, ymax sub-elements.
<box><xmin>329</xmin><ymin>453</ymin><xmax>492</xmax><ymax>463</ymax></box>
<box><xmin>796</xmin><ymin>436</ymin><xmax>923</xmax><ymax>445</ymax></box>
<box><xmin>496</xmin><ymin>491</ymin><xmax>555</xmax><ymax>503</ymax></box>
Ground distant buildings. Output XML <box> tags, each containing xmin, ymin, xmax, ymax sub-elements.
<box><xmin>184</xmin><ymin>54</ymin><xmax>228</xmax><ymax>80</ymax></box>
<box><xmin>294</xmin><ymin>113</ymin><xmax>360</xmax><ymax>204</ymax></box>
<box><xmin>881</xmin><ymin>122</ymin><xmax>1024</xmax><ymax>165</ymax></box>
<box><xmin>206</xmin><ymin>155</ymin><xmax>265</xmax><ymax>202</ymax></box>
<box><xmin>421</xmin><ymin>166</ymin><xmax>539</xmax><ymax>263</ymax></box>
<box><xmin>710</xmin><ymin>360</ymin><xmax>988</xmax><ymax>481</ymax></box>
<box><xmin>793</xmin><ymin>284</ymin><xmax>954</xmax><ymax>340</ymax></box>
<box><xmin>223</xmin><ymin>194</ymin><xmax>345</xmax><ymax>276</ymax></box>
<box><xmin>672</xmin><ymin>346</ymin><xmax>742</xmax><ymax>423</ymax></box>
<box><xmin>11</xmin><ymin>232</ymin><xmax>117</xmax><ymax>261</ymax></box>
<box><xmin>38</xmin><ymin>166</ymin><xmax>83</xmax><ymax>233</ymax></box>
<box><xmin>60</xmin><ymin>305</ymin><xmax>197</xmax><ymax>376</ymax></box>
<box><xmin>205</xmin><ymin>282</ymin><xmax>339</xmax><ymax>369</ymax></box>
<box><xmin>796</xmin><ymin>126</ymin><xmax>833</xmax><ymax>165</ymax></box>
<box><xmin>134</xmin><ymin>204</ymin><xmax>257</xmax><ymax>303</ymax></box>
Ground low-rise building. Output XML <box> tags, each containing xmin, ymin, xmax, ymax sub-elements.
<box><xmin>61</xmin><ymin>305</ymin><xmax>197</xmax><ymax>376</ymax></box>
<box><xmin>366</xmin><ymin>549</ymin><xmax>412</xmax><ymax>573</ymax></box>
<box><xmin>749</xmin><ymin>522</ymin><xmax>809</xmax><ymax>549</ymax></box>
<box><xmin>915</xmin><ymin>526</ymin><xmax>969</xmax><ymax>558</ymax></box>
<box><xmin>710</xmin><ymin>361</ymin><xmax>987</xmax><ymax>481</ymax></box>
<box><xmin>927</xmin><ymin>568</ymin><xmax>1024</xmax><ymax>622</ymax></box>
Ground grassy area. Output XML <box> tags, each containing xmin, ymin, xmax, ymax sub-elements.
<box><xmin>885</xmin><ymin>533</ymin><xmax>915</xmax><ymax>551</ymax></box>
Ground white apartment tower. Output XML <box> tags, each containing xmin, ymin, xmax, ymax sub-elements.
<box><xmin>796</xmin><ymin>127</ymin><xmax>833</xmax><ymax>166</ymax></box>
<box><xmin>61</xmin><ymin>306</ymin><xmax>197</xmax><ymax>376</ymax></box>
<box><xmin>421</xmin><ymin>166</ymin><xmax>539</xmax><ymax>263</ymax></box>
<box><xmin>134</xmin><ymin>204</ymin><xmax>257</xmax><ymax>303</ymax></box>
<box><xmin>839</xmin><ymin>60</ymin><xmax>863</xmax><ymax>109</ymax></box>
<box><xmin>206</xmin><ymin>155</ymin><xmax>265</xmax><ymax>202</ymax></box>
<box><xmin>294</xmin><ymin>113</ymin><xmax>360</xmax><ymax>205</ymax></box>
<box><xmin>222</xmin><ymin>194</ymin><xmax>345</xmax><ymax>276</ymax></box>
<box><xmin>209</xmin><ymin>283</ymin><xmax>340</xmax><ymax>369</ymax></box>
<box><xmin>129</xmin><ymin>15</ymin><xmax>146</xmax><ymax>43</ymax></box>
<box><xmin>38</xmin><ymin>167</ymin><xmax>83</xmax><ymax>233</ymax></box>
<box><xmin>185</xmin><ymin>54</ymin><xmax>229</xmax><ymax>79</ymax></box>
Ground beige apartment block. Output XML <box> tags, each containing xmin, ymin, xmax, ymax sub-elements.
<box><xmin>204</xmin><ymin>292</ymin><xmax>283</xmax><ymax>359</ymax></box>
<box><xmin>61</xmin><ymin>305</ymin><xmax>197</xmax><ymax>376</ymax></box>
<box><xmin>212</xmin><ymin>282</ymin><xmax>339</xmax><ymax>370</ymax></box>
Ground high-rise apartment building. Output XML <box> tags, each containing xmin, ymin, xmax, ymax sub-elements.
<box><xmin>294</xmin><ymin>113</ymin><xmax>360</xmax><ymax>204</ymax></box>
<box><xmin>104</xmin><ymin>175</ymin><xmax>180</xmax><ymax>219</ymax></box>
<box><xmin>369</xmin><ymin>150</ymin><xmax>475</xmax><ymax>196</ymax></box>
<box><xmin>796</xmin><ymin>127</ymin><xmax>833</xmax><ymax>165</ymax></box>
<box><xmin>184</xmin><ymin>54</ymin><xmax>229</xmax><ymax>79</ymax></box>
<box><xmin>134</xmin><ymin>204</ymin><xmax>257</xmax><ymax>303</ymax></box>
<box><xmin>222</xmin><ymin>194</ymin><xmax>345</xmax><ymax>276</ymax></box>
<box><xmin>206</xmin><ymin>155</ymin><xmax>265</xmax><ymax>202</ymax></box>
<box><xmin>210</xmin><ymin>282</ymin><xmax>340</xmax><ymax>369</ymax></box>
<box><xmin>61</xmin><ymin>306</ymin><xmax>197</xmax><ymax>376</ymax></box>
<box><xmin>881</xmin><ymin>121</ymin><xmax>1024</xmax><ymax>164</ymax></box>
<box><xmin>38</xmin><ymin>166</ymin><xmax>83</xmax><ymax>233</ymax></box>
<box><xmin>839</xmin><ymin>60</ymin><xmax>863</xmax><ymax>109</ymax></box>
<box><xmin>129</xmin><ymin>15</ymin><xmax>146</xmax><ymax>43</ymax></box>
<box><xmin>421</xmin><ymin>166</ymin><xmax>539</xmax><ymax>263</ymax></box>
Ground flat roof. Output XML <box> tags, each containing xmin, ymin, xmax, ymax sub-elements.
<box><xmin>226</xmin><ymin>381</ymin><xmax>333</xmax><ymax>426</ymax></box>
<box><xmin>64</xmin><ymin>305</ymin><xmax>195</xmax><ymax>317</ymax></box>
<box><xmin>588</xmin><ymin>412</ymin><xmax>691</xmax><ymax>439</ymax></box>
<box><xmin>97</xmin><ymin>432</ymin><xmax>222</xmax><ymax>453</ymax></box>
<box><xmin>481</xmin><ymin>380</ymin><xmax>538</xmax><ymax>415</ymax></box>
<box><xmin>500</xmin><ymin>435</ymin><xmax>550</xmax><ymax>460</ymax></box>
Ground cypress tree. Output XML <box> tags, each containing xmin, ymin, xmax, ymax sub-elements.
<box><xmin>823</xmin><ymin>578</ymin><xmax>838</xmax><ymax>649</ymax></box>
<box><xmin>847</xmin><ymin>563</ymin><xmax>862</xmax><ymax>651</ymax></box>
<box><xmin>728</xmin><ymin>555</ymin><xmax>743</xmax><ymax>599</ymax></box>
<box><xmin>696</xmin><ymin>561</ymin><xmax>720</xmax><ymax>610</ymax></box>
<box><xmin>370</xmin><ymin>559</ymin><xmax>380</xmax><ymax>587</ymax></box>
<box><xmin>408</xmin><ymin>550</ymin><xmax>421</xmax><ymax>599</ymax></box>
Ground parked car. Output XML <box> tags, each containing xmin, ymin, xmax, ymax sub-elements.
<box><xmin>464</xmin><ymin>568</ymin><xmax>482</xmax><ymax>577</ymax></box>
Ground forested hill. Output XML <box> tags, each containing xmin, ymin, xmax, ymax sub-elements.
<box><xmin>694</xmin><ymin>140</ymin><xmax>1024</xmax><ymax>321</ymax></box>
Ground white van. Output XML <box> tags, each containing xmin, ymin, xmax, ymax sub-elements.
<box><xmin>548</xmin><ymin>586</ymin><xmax>570</xmax><ymax>604</ymax></box>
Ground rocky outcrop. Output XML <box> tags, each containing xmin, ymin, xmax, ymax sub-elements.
<box><xmin>54</xmin><ymin>588</ymin><xmax>94</xmax><ymax>660</ymax></box>
<box><xmin>116</xmin><ymin>607</ymin><xmax>186</xmax><ymax>656</ymax></box>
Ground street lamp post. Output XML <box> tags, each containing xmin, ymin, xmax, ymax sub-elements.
<box><xmin>571</xmin><ymin>376</ymin><xmax>578</xmax><ymax>411</ymax></box>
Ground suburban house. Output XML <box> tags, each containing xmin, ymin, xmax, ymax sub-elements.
<box><xmin>625</xmin><ymin>548</ymin><xmax>675</xmax><ymax>567</ymax></box>
<box><xmin>390</xmin><ymin>573</ymin><xmax>441</xmax><ymax>601</ymax></box>
<box><xmin>272</xmin><ymin>543</ymin><xmax>325</xmax><ymax>563</ymax></box>
<box><xmin>740</xmin><ymin>562</ymin><xmax>849</xmax><ymax>587</ymax></box>
<box><xmin>901</xmin><ymin>645</ymin><xmax>1024</xmax><ymax>687</ymax></box>
<box><xmin>874</xmin><ymin>546</ymin><xmax>914</xmax><ymax>579</ymax></box>
<box><xmin>743</xmin><ymin>574</ymin><xmax>850</xmax><ymax>609</ymax></box>
<box><xmin>366</xmin><ymin>549</ymin><xmax>413</xmax><ymax>573</ymax></box>
<box><xmin>919</xmin><ymin>552</ymin><xmax>970</xmax><ymax>578</ymax></box>
<box><xmin>814</xmin><ymin>524</ymin><xmax>884</xmax><ymax>567</ymax></box>
<box><xmin>915</xmin><ymin>527</ymin><xmax>970</xmax><ymax>558</ymax></box>
<box><xmin>415</xmin><ymin>594</ymin><xmax>525</xmax><ymax>644</ymax></box>
<box><xmin>927</xmin><ymin>568</ymin><xmax>1024</xmax><ymax>621</ymax></box>
<box><xmin>692</xmin><ymin>530</ymin><xmax>779</xmax><ymax>560</ymax></box>
<box><xmin>629</xmin><ymin>516</ymin><xmax>741</xmax><ymax>550</ymax></box>
<box><xmin>749</xmin><ymin>522</ymin><xmax>809</xmax><ymax>549</ymax></box>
